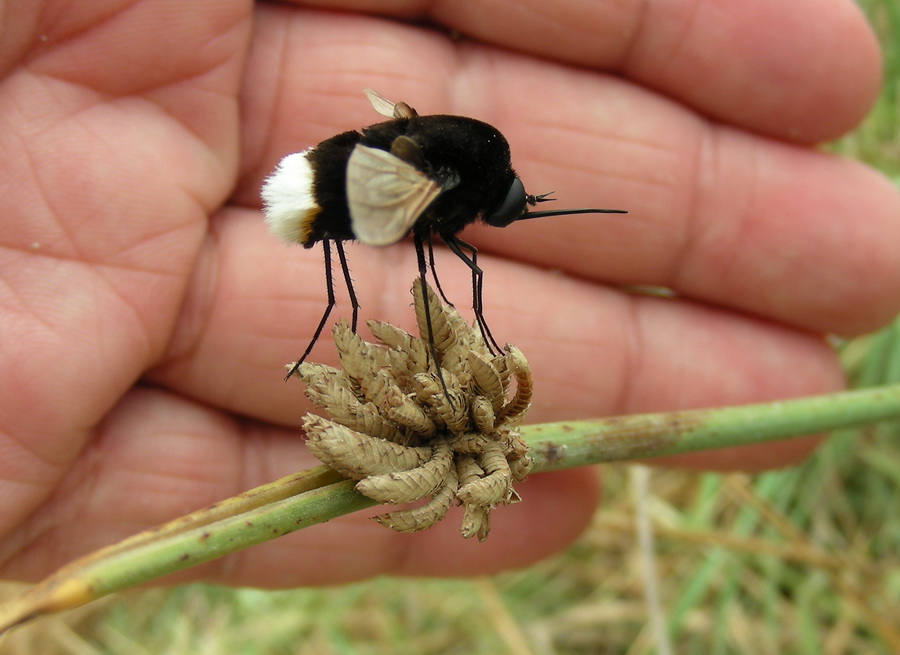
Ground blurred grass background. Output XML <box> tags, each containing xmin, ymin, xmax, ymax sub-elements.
<box><xmin>3</xmin><ymin>1</ymin><xmax>899</xmax><ymax>653</ymax></box>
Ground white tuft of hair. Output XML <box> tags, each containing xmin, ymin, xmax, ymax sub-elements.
<box><xmin>261</xmin><ymin>150</ymin><xmax>318</xmax><ymax>245</ymax></box>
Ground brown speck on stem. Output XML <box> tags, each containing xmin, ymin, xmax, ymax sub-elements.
<box><xmin>293</xmin><ymin>279</ymin><xmax>533</xmax><ymax>540</ymax></box>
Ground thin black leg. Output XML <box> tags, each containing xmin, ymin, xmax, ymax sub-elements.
<box><xmin>284</xmin><ymin>239</ymin><xmax>336</xmax><ymax>380</ymax></box>
<box><xmin>414</xmin><ymin>233</ymin><xmax>453</xmax><ymax>404</ymax></box>
<box><xmin>335</xmin><ymin>240</ymin><xmax>359</xmax><ymax>333</ymax></box>
<box><xmin>426</xmin><ymin>237</ymin><xmax>453</xmax><ymax>306</ymax></box>
<box><xmin>442</xmin><ymin>235</ymin><xmax>502</xmax><ymax>355</ymax></box>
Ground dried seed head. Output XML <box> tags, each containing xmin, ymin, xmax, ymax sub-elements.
<box><xmin>294</xmin><ymin>279</ymin><xmax>533</xmax><ymax>539</ymax></box>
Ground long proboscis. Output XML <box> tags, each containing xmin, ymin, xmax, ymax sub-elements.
<box><xmin>519</xmin><ymin>208</ymin><xmax>628</xmax><ymax>220</ymax></box>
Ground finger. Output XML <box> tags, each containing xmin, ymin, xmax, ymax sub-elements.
<box><xmin>273</xmin><ymin>1</ymin><xmax>881</xmax><ymax>141</ymax></box>
<box><xmin>0</xmin><ymin>0</ymin><xmax>248</xmax><ymax>535</ymax></box>
<box><xmin>0</xmin><ymin>387</ymin><xmax>599</xmax><ymax>583</ymax></box>
<box><xmin>473</xmin><ymin>121</ymin><xmax>900</xmax><ymax>337</ymax></box>
<box><xmin>237</xmin><ymin>12</ymin><xmax>900</xmax><ymax>336</ymax></box>
<box><xmin>152</xmin><ymin>208</ymin><xmax>845</xmax><ymax>450</ymax></box>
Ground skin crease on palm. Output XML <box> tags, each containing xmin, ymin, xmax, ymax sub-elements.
<box><xmin>1</xmin><ymin>0</ymin><xmax>899</xmax><ymax>589</ymax></box>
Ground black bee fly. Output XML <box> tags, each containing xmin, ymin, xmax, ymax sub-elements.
<box><xmin>262</xmin><ymin>89</ymin><xmax>626</xmax><ymax>384</ymax></box>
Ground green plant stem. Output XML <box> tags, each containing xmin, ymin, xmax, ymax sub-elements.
<box><xmin>525</xmin><ymin>383</ymin><xmax>900</xmax><ymax>471</ymax></box>
<box><xmin>0</xmin><ymin>480</ymin><xmax>376</xmax><ymax>631</ymax></box>
<box><xmin>83</xmin><ymin>479</ymin><xmax>374</xmax><ymax>595</ymax></box>
<box><xmin>3</xmin><ymin>383</ymin><xmax>900</xmax><ymax>631</ymax></box>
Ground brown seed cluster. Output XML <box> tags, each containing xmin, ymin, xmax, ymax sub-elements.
<box><xmin>293</xmin><ymin>280</ymin><xmax>533</xmax><ymax>540</ymax></box>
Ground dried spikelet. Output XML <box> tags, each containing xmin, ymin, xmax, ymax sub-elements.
<box><xmin>490</xmin><ymin>353</ymin><xmax>512</xmax><ymax>397</ymax></box>
<box><xmin>367</xmin><ymin>319</ymin><xmax>430</xmax><ymax>372</ymax></box>
<box><xmin>339</xmin><ymin>401</ymin><xmax>407</xmax><ymax>443</ymax></box>
<box><xmin>382</xmin><ymin>383</ymin><xmax>437</xmax><ymax>436</ymax></box>
<box><xmin>468</xmin><ymin>351</ymin><xmax>505</xmax><ymax>413</ymax></box>
<box><xmin>302</xmin><ymin>415</ymin><xmax>430</xmax><ymax>479</ymax></box>
<box><xmin>497</xmin><ymin>427</ymin><xmax>529</xmax><ymax>459</ymax></box>
<box><xmin>374</xmin><ymin>464</ymin><xmax>459</xmax><ymax>533</ymax></box>
<box><xmin>361</xmin><ymin>367</ymin><xmax>394</xmax><ymax>407</ymax></box>
<box><xmin>508</xmin><ymin>452</ymin><xmax>533</xmax><ymax>482</ymax></box>
<box><xmin>455</xmin><ymin>453</ymin><xmax>484</xmax><ymax>484</ymax></box>
<box><xmin>355</xmin><ymin>438</ymin><xmax>453</xmax><ymax>503</ymax></box>
<box><xmin>497</xmin><ymin>345</ymin><xmax>532</xmax><ymax>423</ymax></box>
<box><xmin>449</xmin><ymin>431</ymin><xmax>490</xmax><ymax>454</ymax></box>
<box><xmin>333</xmin><ymin>322</ymin><xmax>385</xmax><ymax>383</ymax></box>
<box><xmin>457</xmin><ymin>440</ymin><xmax>513</xmax><ymax>506</ymax></box>
<box><xmin>295</xmin><ymin>363</ymin><xmax>351</xmax><ymax>406</ymax></box>
<box><xmin>460</xmin><ymin>503</ymin><xmax>491</xmax><ymax>541</ymax></box>
<box><xmin>412</xmin><ymin>278</ymin><xmax>456</xmax><ymax>356</ymax></box>
<box><xmin>295</xmin><ymin>279</ymin><xmax>534</xmax><ymax>540</ymax></box>
<box><xmin>412</xmin><ymin>372</ymin><xmax>469</xmax><ymax>434</ymax></box>
<box><xmin>447</xmin><ymin>305</ymin><xmax>490</xmax><ymax>356</ymax></box>
<box><xmin>412</xmin><ymin>369</ymin><xmax>462</xmax><ymax>404</ymax></box>
<box><xmin>456</xmin><ymin>454</ymin><xmax>492</xmax><ymax>541</ymax></box>
<box><xmin>296</xmin><ymin>363</ymin><xmax>404</xmax><ymax>442</ymax></box>
<box><xmin>470</xmin><ymin>394</ymin><xmax>495</xmax><ymax>434</ymax></box>
<box><xmin>428</xmin><ymin>390</ymin><xmax>469</xmax><ymax>435</ymax></box>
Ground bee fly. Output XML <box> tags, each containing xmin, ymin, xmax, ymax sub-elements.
<box><xmin>262</xmin><ymin>89</ymin><xmax>626</xmax><ymax>386</ymax></box>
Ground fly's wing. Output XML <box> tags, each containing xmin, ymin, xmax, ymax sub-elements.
<box><xmin>363</xmin><ymin>88</ymin><xmax>417</xmax><ymax>119</ymax></box>
<box><xmin>363</xmin><ymin>89</ymin><xmax>397</xmax><ymax>118</ymax></box>
<box><xmin>346</xmin><ymin>144</ymin><xmax>442</xmax><ymax>246</ymax></box>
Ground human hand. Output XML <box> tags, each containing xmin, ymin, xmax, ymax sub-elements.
<box><xmin>2</xmin><ymin>0</ymin><xmax>898</xmax><ymax>588</ymax></box>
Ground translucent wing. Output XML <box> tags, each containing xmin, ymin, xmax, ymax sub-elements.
<box><xmin>346</xmin><ymin>144</ymin><xmax>442</xmax><ymax>246</ymax></box>
<box><xmin>363</xmin><ymin>88</ymin><xmax>397</xmax><ymax>118</ymax></box>
<box><xmin>363</xmin><ymin>88</ymin><xmax>417</xmax><ymax>119</ymax></box>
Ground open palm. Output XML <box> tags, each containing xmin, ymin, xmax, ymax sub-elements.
<box><xmin>2</xmin><ymin>0</ymin><xmax>898</xmax><ymax>587</ymax></box>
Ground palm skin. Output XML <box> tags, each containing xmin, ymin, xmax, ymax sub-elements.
<box><xmin>1</xmin><ymin>0</ymin><xmax>898</xmax><ymax>587</ymax></box>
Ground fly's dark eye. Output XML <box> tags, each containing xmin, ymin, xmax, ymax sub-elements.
<box><xmin>485</xmin><ymin>177</ymin><xmax>527</xmax><ymax>227</ymax></box>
